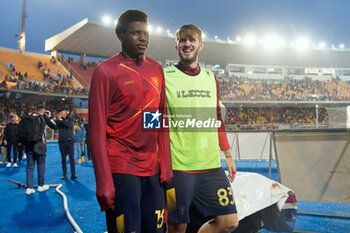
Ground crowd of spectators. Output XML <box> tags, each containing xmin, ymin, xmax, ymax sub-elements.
<box><xmin>1</xmin><ymin>56</ymin><xmax>348</xmax><ymax>132</ymax></box>
<box><xmin>219</xmin><ymin>76</ymin><xmax>350</xmax><ymax>101</ymax></box>
<box><xmin>4</xmin><ymin>55</ymin><xmax>350</xmax><ymax>102</ymax></box>
<box><xmin>79</xmin><ymin>61</ymin><xmax>101</xmax><ymax>70</ymax></box>
<box><xmin>37</xmin><ymin>60</ymin><xmax>88</xmax><ymax>95</ymax></box>
<box><xmin>0</xmin><ymin>95</ymin><xmax>330</xmax><ymax>132</ymax></box>
<box><xmin>224</xmin><ymin>107</ymin><xmax>329</xmax><ymax>130</ymax></box>
<box><xmin>58</xmin><ymin>54</ymin><xmax>101</xmax><ymax>71</ymax></box>
<box><xmin>0</xmin><ymin>60</ymin><xmax>88</xmax><ymax>96</ymax></box>
<box><xmin>0</xmin><ymin>98</ymin><xmax>82</xmax><ymax>127</ymax></box>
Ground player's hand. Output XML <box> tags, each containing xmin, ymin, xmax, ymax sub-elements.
<box><xmin>3</xmin><ymin>140</ymin><xmax>7</xmax><ymax>146</ymax></box>
<box><xmin>96</xmin><ymin>184</ymin><xmax>115</xmax><ymax>212</ymax></box>
<box><xmin>223</xmin><ymin>149</ymin><xmax>236</xmax><ymax>183</ymax></box>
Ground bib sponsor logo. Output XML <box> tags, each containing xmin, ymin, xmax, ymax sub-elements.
<box><xmin>176</xmin><ymin>90</ymin><xmax>211</xmax><ymax>98</ymax></box>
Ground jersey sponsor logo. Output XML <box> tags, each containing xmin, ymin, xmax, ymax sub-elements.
<box><xmin>176</xmin><ymin>90</ymin><xmax>211</xmax><ymax>98</ymax></box>
<box><xmin>143</xmin><ymin>110</ymin><xmax>161</xmax><ymax>129</ymax></box>
<box><xmin>165</xmin><ymin>70</ymin><xmax>176</xmax><ymax>73</ymax></box>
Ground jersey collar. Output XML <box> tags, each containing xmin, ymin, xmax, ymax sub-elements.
<box><xmin>175</xmin><ymin>62</ymin><xmax>200</xmax><ymax>76</ymax></box>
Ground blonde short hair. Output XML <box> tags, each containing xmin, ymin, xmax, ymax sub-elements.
<box><xmin>175</xmin><ymin>24</ymin><xmax>203</xmax><ymax>42</ymax></box>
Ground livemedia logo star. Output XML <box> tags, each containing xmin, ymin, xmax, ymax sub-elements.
<box><xmin>143</xmin><ymin>110</ymin><xmax>161</xmax><ymax>129</ymax></box>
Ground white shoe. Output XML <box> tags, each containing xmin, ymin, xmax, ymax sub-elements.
<box><xmin>6</xmin><ymin>163</ymin><xmax>11</xmax><ymax>167</ymax></box>
<box><xmin>23</xmin><ymin>153</ymin><xmax>27</xmax><ymax>159</ymax></box>
<box><xmin>25</xmin><ymin>188</ymin><xmax>35</xmax><ymax>195</ymax></box>
<box><xmin>13</xmin><ymin>163</ymin><xmax>18</xmax><ymax>168</ymax></box>
<box><xmin>38</xmin><ymin>184</ymin><xmax>49</xmax><ymax>192</ymax></box>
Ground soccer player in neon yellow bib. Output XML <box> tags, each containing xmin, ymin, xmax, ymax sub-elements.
<box><xmin>164</xmin><ymin>24</ymin><xmax>239</xmax><ymax>233</ymax></box>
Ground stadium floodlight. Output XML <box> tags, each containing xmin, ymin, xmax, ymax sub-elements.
<box><xmin>148</xmin><ymin>24</ymin><xmax>153</xmax><ymax>33</ymax></box>
<box><xmin>339</xmin><ymin>43</ymin><xmax>345</xmax><ymax>49</ymax></box>
<box><xmin>156</xmin><ymin>26</ymin><xmax>162</xmax><ymax>33</ymax></box>
<box><xmin>102</xmin><ymin>15</ymin><xmax>112</xmax><ymax>25</ymax></box>
<box><xmin>243</xmin><ymin>34</ymin><xmax>257</xmax><ymax>47</ymax></box>
<box><xmin>215</xmin><ymin>35</ymin><xmax>218</xmax><ymax>39</ymax></box>
<box><xmin>318</xmin><ymin>41</ymin><xmax>327</xmax><ymax>49</ymax></box>
<box><xmin>202</xmin><ymin>33</ymin><xmax>206</xmax><ymax>39</ymax></box>
<box><xmin>236</xmin><ymin>36</ymin><xmax>241</xmax><ymax>43</ymax></box>
<box><xmin>262</xmin><ymin>34</ymin><xmax>286</xmax><ymax>50</ymax></box>
<box><xmin>294</xmin><ymin>36</ymin><xmax>311</xmax><ymax>51</ymax></box>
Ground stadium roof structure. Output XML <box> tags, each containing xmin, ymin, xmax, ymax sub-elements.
<box><xmin>45</xmin><ymin>18</ymin><xmax>178</xmax><ymax>60</ymax></box>
<box><xmin>46</xmin><ymin>18</ymin><xmax>350</xmax><ymax>68</ymax></box>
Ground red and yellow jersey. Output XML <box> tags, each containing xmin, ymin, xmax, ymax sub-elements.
<box><xmin>89</xmin><ymin>53</ymin><xmax>172</xmax><ymax>182</ymax></box>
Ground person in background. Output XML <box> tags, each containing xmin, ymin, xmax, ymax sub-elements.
<box><xmin>74</xmin><ymin>122</ymin><xmax>86</xmax><ymax>163</ymax></box>
<box><xmin>83</xmin><ymin>121</ymin><xmax>91</xmax><ymax>162</ymax></box>
<box><xmin>18</xmin><ymin>142</ymin><xmax>25</xmax><ymax>163</ymax></box>
<box><xmin>80</xmin><ymin>118</ymin><xmax>91</xmax><ymax>162</ymax></box>
<box><xmin>0</xmin><ymin>125</ymin><xmax>7</xmax><ymax>164</ymax></box>
<box><xmin>3</xmin><ymin>115</ymin><xmax>19</xmax><ymax>168</ymax></box>
<box><xmin>25</xmin><ymin>104</ymin><xmax>57</xmax><ymax>195</ymax></box>
<box><xmin>56</xmin><ymin>107</ymin><xmax>76</xmax><ymax>180</ymax></box>
<box><xmin>88</xmin><ymin>9</ymin><xmax>173</xmax><ymax>233</ymax></box>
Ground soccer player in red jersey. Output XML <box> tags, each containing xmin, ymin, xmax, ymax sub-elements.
<box><xmin>88</xmin><ymin>9</ymin><xmax>173</xmax><ymax>233</ymax></box>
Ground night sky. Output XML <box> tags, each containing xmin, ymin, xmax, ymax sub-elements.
<box><xmin>1</xmin><ymin>0</ymin><xmax>349</xmax><ymax>54</ymax></box>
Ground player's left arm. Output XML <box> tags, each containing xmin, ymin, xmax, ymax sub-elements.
<box><xmin>215</xmin><ymin>76</ymin><xmax>236</xmax><ymax>182</ymax></box>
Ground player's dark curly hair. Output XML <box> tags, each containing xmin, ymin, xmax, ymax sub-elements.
<box><xmin>115</xmin><ymin>9</ymin><xmax>148</xmax><ymax>35</ymax></box>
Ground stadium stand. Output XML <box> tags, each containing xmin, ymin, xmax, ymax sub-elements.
<box><xmin>1</xmin><ymin>48</ymin><xmax>346</xmax><ymax>131</ymax></box>
<box><xmin>61</xmin><ymin>60</ymin><xmax>94</xmax><ymax>88</ymax></box>
<box><xmin>29</xmin><ymin>54</ymin><xmax>81</xmax><ymax>86</ymax></box>
<box><xmin>0</xmin><ymin>50</ymin><xmax>43</xmax><ymax>81</ymax></box>
<box><xmin>30</xmin><ymin>55</ymin><xmax>64</xmax><ymax>75</ymax></box>
<box><xmin>219</xmin><ymin>76</ymin><xmax>350</xmax><ymax>101</ymax></box>
<box><xmin>225</xmin><ymin>107</ymin><xmax>329</xmax><ymax>130</ymax></box>
<box><xmin>0</xmin><ymin>61</ymin><xmax>11</xmax><ymax>79</ymax></box>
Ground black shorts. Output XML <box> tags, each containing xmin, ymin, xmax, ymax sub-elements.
<box><xmin>106</xmin><ymin>173</ymin><xmax>165</xmax><ymax>233</ymax></box>
<box><xmin>166</xmin><ymin>167</ymin><xmax>237</xmax><ymax>224</ymax></box>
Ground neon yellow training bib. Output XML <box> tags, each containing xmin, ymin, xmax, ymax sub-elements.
<box><xmin>164</xmin><ymin>66</ymin><xmax>221</xmax><ymax>171</ymax></box>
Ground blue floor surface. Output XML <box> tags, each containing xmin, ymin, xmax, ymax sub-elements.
<box><xmin>0</xmin><ymin>143</ymin><xmax>349</xmax><ymax>232</ymax></box>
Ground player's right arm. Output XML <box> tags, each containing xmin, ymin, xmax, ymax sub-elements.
<box><xmin>89</xmin><ymin>65</ymin><xmax>115</xmax><ymax>212</ymax></box>
<box><xmin>158</xmin><ymin>66</ymin><xmax>173</xmax><ymax>184</ymax></box>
